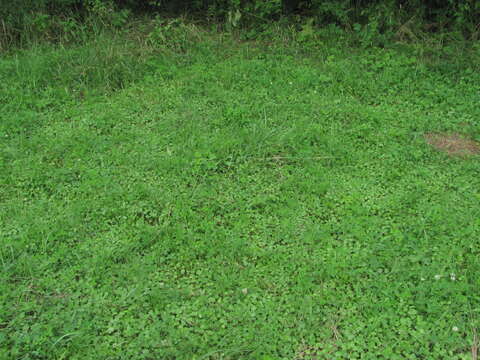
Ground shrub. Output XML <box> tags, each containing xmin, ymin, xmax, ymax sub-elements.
<box><xmin>1</xmin><ymin>0</ymin><xmax>479</xmax><ymax>50</ymax></box>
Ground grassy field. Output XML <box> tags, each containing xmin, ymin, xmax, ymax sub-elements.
<box><xmin>1</xmin><ymin>25</ymin><xmax>480</xmax><ymax>359</ymax></box>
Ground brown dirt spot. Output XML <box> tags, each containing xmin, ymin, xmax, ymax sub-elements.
<box><xmin>425</xmin><ymin>133</ymin><xmax>480</xmax><ymax>157</ymax></box>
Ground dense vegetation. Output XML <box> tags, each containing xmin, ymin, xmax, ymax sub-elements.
<box><xmin>2</xmin><ymin>0</ymin><xmax>480</xmax><ymax>50</ymax></box>
<box><xmin>1</xmin><ymin>1</ymin><xmax>480</xmax><ymax>359</ymax></box>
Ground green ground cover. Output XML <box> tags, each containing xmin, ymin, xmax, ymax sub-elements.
<box><xmin>1</xmin><ymin>28</ymin><xmax>480</xmax><ymax>359</ymax></box>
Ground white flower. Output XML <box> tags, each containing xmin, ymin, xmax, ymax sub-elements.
<box><xmin>434</xmin><ymin>274</ymin><xmax>442</xmax><ymax>280</ymax></box>
<box><xmin>450</xmin><ymin>273</ymin><xmax>456</xmax><ymax>281</ymax></box>
<box><xmin>421</xmin><ymin>277</ymin><xmax>426</xmax><ymax>281</ymax></box>
<box><xmin>289</xmin><ymin>82</ymin><xmax>293</xmax><ymax>85</ymax></box>
<box><xmin>452</xmin><ymin>326</ymin><xmax>459</xmax><ymax>332</ymax></box>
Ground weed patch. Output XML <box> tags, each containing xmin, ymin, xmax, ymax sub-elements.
<box><xmin>1</xmin><ymin>27</ymin><xmax>480</xmax><ymax>360</ymax></box>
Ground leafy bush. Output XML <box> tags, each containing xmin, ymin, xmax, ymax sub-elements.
<box><xmin>1</xmin><ymin>0</ymin><xmax>479</xmax><ymax>50</ymax></box>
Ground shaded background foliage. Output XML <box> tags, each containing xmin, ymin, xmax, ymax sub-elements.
<box><xmin>1</xmin><ymin>0</ymin><xmax>479</xmax><ymax>48</ymax></box>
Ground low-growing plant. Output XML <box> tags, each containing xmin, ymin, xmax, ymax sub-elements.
<box><xmin>1</xmin><ymin>21</ymin><xmax>480</xmax><ymax>359</ymax></box>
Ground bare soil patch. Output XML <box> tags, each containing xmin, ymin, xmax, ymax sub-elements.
<box><xmin>425</xmin><ymin>133</ymin><xmax>480</xmax><ymax>157</ymax></box>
